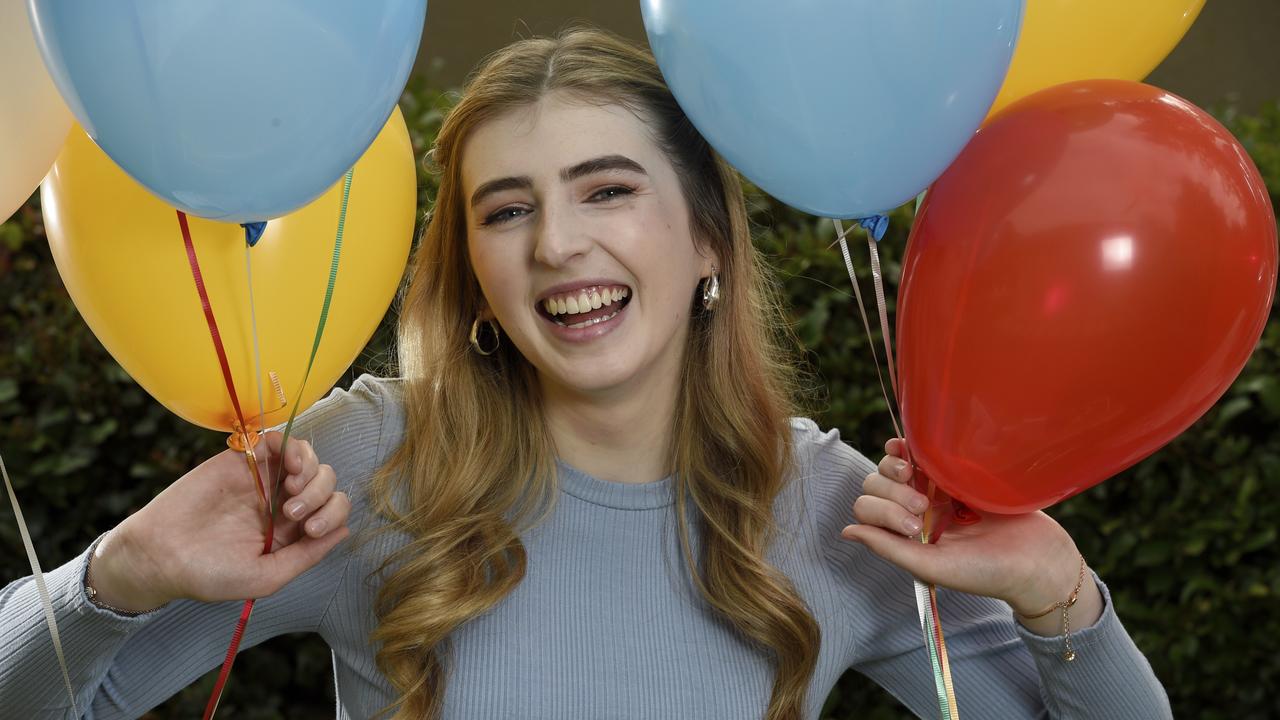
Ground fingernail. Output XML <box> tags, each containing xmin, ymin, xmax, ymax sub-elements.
<box><xmin>309</xmin><ymin>518</ymin><xmax>327</xmax><ymax>535</ymax></box>
<box><xmin>286</xmin><ymin>500</ymin><xmax>305</xmax><ymax>519</ymax></box>
<box><xmin>903</xmin><ymin>517</ymin><xmax>922</xmax><ymax>534</ymax></box>
<box><xmin>909</xmin><ymin>495</ymin><xmax>929</xmax><ymax>513</ymax></box>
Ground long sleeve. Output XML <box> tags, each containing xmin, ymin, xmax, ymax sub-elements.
<box><xmin>793</xmin><ymin>418</ymin><xmax>1172</xmax><ymax>718</ymax></box>
<box><xmin>0</xmin><ymin>376</ymin><xmax>393</xmax><ymax>719</ymax></box>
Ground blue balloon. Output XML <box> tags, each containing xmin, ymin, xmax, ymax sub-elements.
<box><xmin>27</xmin><ymin>0</ymin><xmax>427</xmax><ymax>223</ymax></box>
<box><xmin>641</xmin><ymin>0</ymin><xmax>1023</xmax><ymax>220</ymax></box>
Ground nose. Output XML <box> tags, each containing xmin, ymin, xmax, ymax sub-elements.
<box><xmin>532</xmin><ymin>200</ymin><xmax>592</xmax><ymax>268</ymax></box>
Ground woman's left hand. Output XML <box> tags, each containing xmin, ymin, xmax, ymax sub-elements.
<box><xmin>841</xmin><ymin>438</ymin><xmax>1103</xmax><ymax>633</ymax></box>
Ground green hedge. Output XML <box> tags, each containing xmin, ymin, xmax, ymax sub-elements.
<box><xmin>2</xmin><ymin>81</ymin><xmax>1277</xmax><ymax>718</ymax></box>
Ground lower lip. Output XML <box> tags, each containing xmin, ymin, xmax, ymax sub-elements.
<box><xmin>539</xmin><ymin>300</ymin><xmax>629</xmax><ymax>342</ymax></box>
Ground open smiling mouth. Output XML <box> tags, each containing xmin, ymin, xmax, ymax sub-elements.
<box><xmin>537</xmin><ymin>285</ymin><xmax>632</xmax><ymax>329</ymax></box>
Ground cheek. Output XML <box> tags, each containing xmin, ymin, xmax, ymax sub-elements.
<box><xmin>641</xmin><ymin>209</ymin><xmax>702</xmax><ymax>306</ymax></box>
<box><xmin>470</xmin><ymin>244</ymin><xmax>530</xmax><ymax>320</ymax></box>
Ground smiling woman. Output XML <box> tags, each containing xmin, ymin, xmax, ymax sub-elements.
<box><xmin>1</xmin><ymin>26</ymin><xmax>1172</xmax><ymax>720</ymax></box>
<box><xmin>464</xmin><ymin>99</ymin><xmax>714</xmax><ymax>406</ymax></box>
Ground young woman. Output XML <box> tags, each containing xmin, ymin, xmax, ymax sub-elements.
<box><xmin>1</xmin><ymin>28</ymin><xmax>1169</xmax><ymax>720</ymax></box>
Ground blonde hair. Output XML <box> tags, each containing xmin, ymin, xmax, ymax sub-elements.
<box><xmin>366</xmin><ymin>27</ymin><xmax>820</xmax><ymax>720</ymax></box>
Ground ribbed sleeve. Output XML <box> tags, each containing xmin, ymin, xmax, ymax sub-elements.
<box><xmin>0</xmin><ymin>376</ymin><xmax>391</xmax><ymax>719</ymax></box>
<box><xmin>793</xmin><ymin>417</ymin><xmax>1171</xmax><ymax>719</ymax></box>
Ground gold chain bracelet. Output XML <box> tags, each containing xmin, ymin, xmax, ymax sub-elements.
<box><xmin>1015</xmin><ymin>554</ymin><xmax>1086</xmax><ymax>661</ymax></box>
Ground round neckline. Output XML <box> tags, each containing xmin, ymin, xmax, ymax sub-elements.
<box><xmin>555</xmin><ymin>459</ymin><xmax>675</xmax><ymax>510</ymax></box>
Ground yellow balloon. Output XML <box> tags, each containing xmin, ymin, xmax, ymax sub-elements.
<box><xmin>43</xmin><ymin>109</ymin><xmax>416</xmax><ymax>431</ymax></box>
<box><xmin>990</xmin><ymin>0</ymin><xmax>1205</xmax><ymax>116</ymax></box>
<box><xmin>1</xmin><ymin>0</ymin><xmax>73</xmax><ymax>222</ymax></box>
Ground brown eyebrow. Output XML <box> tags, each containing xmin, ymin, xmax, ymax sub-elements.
<box><xmin>469</xmin><ymin>155</ymin><xmax>648</xmax><ymax>209</ymax></box>
<box><xmin>559</xmin><ymin>154</ymin><xmax>648</xmax><ymax>182</ymax></box>
<box><xmin>470</xmin><ymin>176</ymin><xmax>533</xmax><ymax>210</ymax></box>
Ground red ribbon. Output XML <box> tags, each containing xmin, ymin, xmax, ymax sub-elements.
<box><xmin>177</xmin><ymin>211</ymin><xmax>277</xmax><ymax>720</ymax></box>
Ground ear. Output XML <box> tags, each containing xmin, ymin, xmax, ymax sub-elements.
<box><xmin>473</xmin><ymin>285</ymin><xmax>495</xmax><ymax>322</ymax></box>
<box><xmin>694</xmin><ymin>236</ymin><xmax>721</xmax><ymax>278</ymax></box>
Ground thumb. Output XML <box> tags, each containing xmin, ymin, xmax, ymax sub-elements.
<box><xmin>841</xmin><ymin>523</ymin><xmax>948</xmax><ymax>586</ymax></box>
<box><xmin>248</xmin><ymin>525</ymin><xmax>350</xmax><ymax>597</ymax></box>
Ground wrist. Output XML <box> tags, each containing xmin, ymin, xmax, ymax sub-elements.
<box><xmin>86</xmin><ymin>526</ymin><xmax>173</xmax><ymax>614</ymax></box>
<box><xmin>1011</xmin><ymin>554</ymin><xmax>1102</xmax><ymax>661</ymax></box>
<box><xmin>1007</xmin><ymin>549</ymin><xmax>1087</xmax><ymax>617</ymax></box>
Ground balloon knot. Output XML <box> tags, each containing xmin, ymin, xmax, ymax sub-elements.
<box><xmin>242</xmin><ymin>222</ymin><xmax>267</xmax><ymax>247</ymax></box>
<box><xmin>859</xmin><ymin>214</ymin><xmax>889</xmax><ymax>242</ymax></box>
<box><xmin>226</xmin><ymin>421</ymin><xmax>260</xmax><ymax>452</ymax></box>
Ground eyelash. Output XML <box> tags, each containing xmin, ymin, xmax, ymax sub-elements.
<box><xmin>480</xmin><ymin>184</ymin><xmax>636</xmax><ymax>226</ymax></box>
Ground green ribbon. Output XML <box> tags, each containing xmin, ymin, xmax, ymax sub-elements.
<box><xmin>273</xmin><ymin>168</ymin><xmax>353</xmax><ymax>491</ymax></box>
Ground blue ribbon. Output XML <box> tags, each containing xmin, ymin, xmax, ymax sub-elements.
<box><xmin>242</xmin><ymin>222</ymin><xmax>267</xmax><ymax>247</ymax></box>
<box><xmin>858</xmin><ymin>214</ymin><xmax>889</xmax><ymax>242</ymax></box>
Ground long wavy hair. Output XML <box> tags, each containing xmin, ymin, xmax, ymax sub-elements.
<box><xmin>365</xmin><ymin>27</ymin><xmax>820</xmax><ymax>720</ymax></box>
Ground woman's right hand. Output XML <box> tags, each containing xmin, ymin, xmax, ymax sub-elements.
<box><xmin>88</xmin><ymin>432</ymin><xmax>352</xmax><ymax>612</ymax></box>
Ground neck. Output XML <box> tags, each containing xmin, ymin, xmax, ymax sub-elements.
<box><xmin>540</xmin><ymin>357</ymin><xmax>683</xmax><ymax>486</ymax></box>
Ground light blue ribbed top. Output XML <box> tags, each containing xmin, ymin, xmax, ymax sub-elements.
<box><xmin>1</xmin><ymin>376</ymin><xmax>1170</xmax><ymax>718</ymax></box>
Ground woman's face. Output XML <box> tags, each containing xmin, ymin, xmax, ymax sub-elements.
<box><xmin>462</xmin><ymin>93</ymin><xmax>714</xmax><ymax>398</ymax></box>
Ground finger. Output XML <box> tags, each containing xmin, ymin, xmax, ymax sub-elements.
<box><xmin>862</xmin><ymin>472</ymin><xmax>930</xmax><ymax>515</ymax></box>
<box><xmin>282</xmin><ymin>464</ymin><xmax>337</xmax><ymax>522</ymax></box>
<box><xmin>260</xmin><ymin>431</ymin><xmax>293</xmax><ymax>474</ymax></box>
<box><xmin>840</xmin><ymin>523</ymin><xmax>947</xmax><ymax>586</ymax></box>
<box><xmin>288</xmin><ymin>439</ymin><xmax>320</xmax><ymax>494</ymax></box>
<box><xmin>884</xmin><ymin>437</ymin><xmax>908</xmax><ymax>458</ymax></box>
<box><xmin>876</xmin><ymin>454</ymin><xmax>913</xmax><ymax>484</ymax></box>
<box><xmin>249</xmin><ymin>525</ymin><xmax>351</xmax><ymax>597</ymax></box>
<box><xmin>853</xmin><ymin>494</ymin><xmax>923</xmax><ymax>537</ymax></box>
<box><xmin>300</xmin><ymin>491</ymin><xmax>351</xmax><ymax>538</ymax></box>
<box><xmin>260</xmin><ymin>433</ymin><xmax>317</xmax><ymax>483</ymax></box>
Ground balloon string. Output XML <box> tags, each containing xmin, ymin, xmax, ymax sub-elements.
<box><xmin>1</xmin><ymin>452</ymin><xmax>78</xmax><ymax>715</ymax></box>
<box><xmin>197</xmin><ymin>168</ymin><xmax>352</xmax><ymax>718</ymax></box>
<box><xmin>273</xmin><ymin>168</ymin><xmax>352</xmax><ymax>485</ymax></box>
<box><xmin>178</xmin><ymin>212</ymin><xmax>253</xmax><ymax>435</ymax></box>
<box><xmin>869</xmin><ymin>226</ymin><xmax>960</xmax><ymax>718</ymax></box>
<box><xmin>832</xmin><ymin>220</ymin><xmax>902</xmax><ymax>439</ymax></box>
<box><xmin>249</xmin><ymin>240</ymin><xmax>272</xmax><ymax>456</ymax></box>
<box><xmin>177</xmin><ymin>211</ymin><xmax>275</xmax><ymax>720</ymax></box>
<box><xmin>832</xmin><ymin>219</ymin><xmax>959</xmax><ymax>719</ymax></box>
<box><xmin>919</xmin><ymin>499</ymin><xmax>960</xmax><ymax>719</ymax></box>
<box><xmin>865</xmin><ymin>235</ymin><xmax>903</xmax><ymax>418</ymax></box>
<box><xmin>914</xmin><ymin>577</ymin><xmax>954</xmax><ymax>718</ymax></box>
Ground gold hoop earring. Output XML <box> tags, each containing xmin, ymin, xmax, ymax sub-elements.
<box><xmin>701</xmin><ymin>267</ymin><xmax>721</xmax><ymax>312</ymax></box>
<box><xmin>469</xmin><ymin>317</ymin><xmax>500</xmax><ymax>355</ymax></box>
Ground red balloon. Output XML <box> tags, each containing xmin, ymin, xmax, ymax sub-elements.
<box><xmin>897</xmin><ymin>80</ymin><xmax>1277</xmax><ymax>514</ymax></box>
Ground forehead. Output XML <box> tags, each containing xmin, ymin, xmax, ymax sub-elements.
<box><xmin>461</xmin><ymin>94</ymin><xmax>663</xmax><ymax>188</ymax></box>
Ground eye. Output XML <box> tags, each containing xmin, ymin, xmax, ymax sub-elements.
<box><xmin>588</xmin><ymin>185</ymin><xmax>635</xmax><ymax>202</ymax></box>
<box><xmin>481</xmin><ymin>205</ymin><xmax>532</xmax><ymax>226</ymax></box>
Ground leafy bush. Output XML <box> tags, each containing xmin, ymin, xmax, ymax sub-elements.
<box><xmin>2</xmin><ymin>79</ymin><xmax>1276</xmax><ymax>718</ymax></box>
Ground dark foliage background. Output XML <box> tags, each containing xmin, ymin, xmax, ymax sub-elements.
<box><xmin>2</xmin><ymin>77</ymin><xmax>1277</xmax><ymax>718</ymax></box>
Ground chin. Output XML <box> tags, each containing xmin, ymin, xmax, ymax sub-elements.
<box><xmin>539</xmin><ymin>357</ymin><xmax>644</xmax><ymax>396</ymax></box>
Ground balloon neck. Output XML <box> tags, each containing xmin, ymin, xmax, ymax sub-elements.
<box><xmin>226</xmin><ymin>422</ymin><xmax>260</xmax><ymax>452</ymax></box>
<box><xmin>858</xmin><ymin>214</ymin><xmax>890</xmax><ymax>242</ymax></box>
<box><xmin>910</xmin><ymin>468</ymin><xmax>981</xmax><ymax>543</ymax></box>
<box><xmin>242</xmin><ymin>221</ymin><xmax>268</xmax><ymax>247</ymax></box>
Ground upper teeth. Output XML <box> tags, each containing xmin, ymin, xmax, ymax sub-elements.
<box><xmin>543</xmin><ymin>286</ymin><xmax>629</xmax><ymax>316</ymax></box>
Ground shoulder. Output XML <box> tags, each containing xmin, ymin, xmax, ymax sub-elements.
<box><xmin>303</xmin><ymin>373</ymin><xmax>402</xmax><ymax>420</ymax></box>
<box><xmin>787</xmin><ymin>417</ymin><xmax>878</xmax><ymax>497</ymax></box>
<box><xmin>290</xmin><ymin>374</ymin><xmax>406</xmax><ymax>494</ymax></box>
<box><xmin>779</xmin><ymin>418</ymin><xmax>880</xmax><ymax>542</ymax></box>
